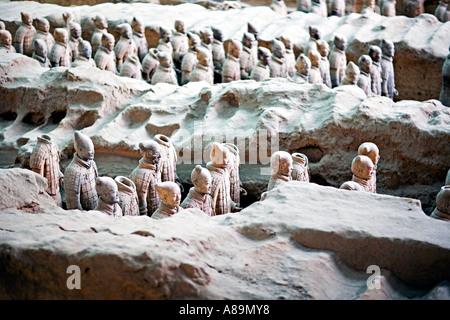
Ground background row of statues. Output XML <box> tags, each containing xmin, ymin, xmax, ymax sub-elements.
<box><xmin>27</xmin><ymin>129</ymin><xmax>450</xmax><ymax>222</ymax></box>
<box><xmin>274</xmin><ymin>0</ymin><xmax>450</xmax><ymax>21</ymax></box>
<box><xmin>0</xmin><ymin>12</ymin><xmax>403</xmax><ymax>100</ymax></box>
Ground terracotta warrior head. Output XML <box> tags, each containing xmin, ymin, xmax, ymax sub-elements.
<box><xmin>74</xmin><ymin>131</ymin><xmax>95</xmax><ymax>161</ymax></box>
<box><xmin>63</xmin><ymin>12</ymin><xmax>75</xmax><ymax>26</ymax></box>
<box><xmin>197</xmin><ymin>46</ymin><xmax>211</xmax><ymax>67</ymax></box>
<box><xmin>54</xmin><ymin>28</ymin><xmax>69</xmax><ymax>44</ymax></box>
<box><xmin>295</xmin><ymin>53</ymin><xmax>311</xmax><ymax>76</ymax></box>
<box><xmin>271</xmin><ymin>39</ymin><xmax>285</xmax><ymax>59</ymax></box>
<box><xmin>118</xmin><ymin>23</ymin><xmax>132</xmax><ymax>39</ymax></box>
<box><xmin>36</xmin><ymin>17</ymin><xmax>50</xmax><ymax>33</ymax></box>
<box><xmin>309</xmin><ymin>26</ymin><xmax>321</xmax><ymax>40</ymax></box>
<box><xmin>159</xmin><ymin>26</ymin><xmax>172</xmax><ymax>43</ymax></box>
<box><xmin>247</xmin><ymin>22</ymin><xmax>259</xmax><ymax>40</ymax></box>
<box><xmin>157</xmin><ymin>51</ymin><xmax>173</xmax><ymax>68</ymax></box>
<box><xmin>351</xmin><ymin>155</ymin><xmax>374</xmax><ymax>180</ymax></box>
<box><xmin>187</xmin><ymin>32</ymin><xmax>200</xmax><ymax>50</ymax></box>
<box><xmin>358</xmin><ymin>55</ymin><xmax>372</xmax><ymax>74</ymax></box>
<box><xmin>358</xmin><ymin>142</ymin><xmax>380</xmax><ymax>167</ymax></box>
<box><xmin>21</xmin><ymin>12</ymin><xmax>33</xmax><ymax>26</ymax></box>
<box><xmin>270</xmin><ymin>151</ymin><xmax>293</xmax><ymax>177</ymax></box>
<box><xmin>227</xmin><ymin>39</ymin><xmax>242</xmax><ymax>59</ymax></box>
<box><xmin>139</xmin><ymin>140</ymin><xmax>161</xmax><ymax>165</ymax></box>
<box><xmin>78</xmin><ymin>40</ymin><xmax>92</xmax><ymax>59</ymax></box>
<box><xmin>200</xmin><ymin>28</ymin><xmax>213</xmax><ymax>45</ymax></box>
<box><xmin>96</xmin><ymin>176</ymin><xmax>120</xmax><ymax>204</ymax></box>
<box><xmin>212</xmin><ymin>26</ymin><xmax>223</xmax><ymax>42</ymax></box>
<box><xmin>316</xmin><ymin>39</ymin><xmax>329</xmax><ymax>58</ymax></box>
<box><xmin>93</xmin><ymin>14</ymin><xmax>108</xmax><ymax>30</ymax></box>
<box><xmin>69</xmin><ymin>22</ymin><xmax>82</xmax><ymax>39</ymax></box>
<box><xmin>333</xmin><ymin>34</ymin><xmax>347</xmax><ymax>51</ymax></box>
<box><xmin>280</xmin><ymin>35</ymin><xmax>293</xmax><ymax>51</ymax></box>
<box><xmin>381</xmin><ymin>39</ymin><xmax>395</xmax><ymax>57</ymax></box>
<box><xmin>131</xmin><ymin>17</ymin><xmax>145</xmax><ymax>34</ymax></box>
<box><xmin>102</xmin><ymin>33</ymin><xmax>115</xmax><ymax>51</ymax></box>
<box><xmin>210</xmin><ymin>142</ymin><xmax>230</xmax><ymax>168</ymax></box>
<box><xmin>368</xmin><ymin>45</ymin><xmax>381</xmax><ymax>63</ymax></box>
<box><xmin>308</xmin><ymin>50</ymin><xmax>321</xmax><ymax>68</ymax></box>
<box><xmin>174</xmin><ymin>20</ymin><xmax>186</xmax><ymax>34</ymax></box>
<box><xmin>0</xmin><ymin>30</ymin><xmax>12</xmax><ymax>46</ymax></box>
<box><xmin>258</xmin><ymin>47</ymin><xmax>271</xmax><ymax>66</ymax></box>
<box><xmin>191</xmin><ymin>164</ymin><xmax>212</xmax><ymax>195</ymax></box>
<box><xmin>435</xmin><ymin>186</ymin><xmax>450</xmax><ymax>214</ymax></box>
<box><xmin>344</xmin><ymin>61</ymin><xmax>360</xmax><ymax>84</ymax></box>
<box><xmin>33</xmin><ymin>38</ymin><xmax>47</xmax><ymax>57</ymax></box>
<box><xmin>155</xmin><ymin>181</ymin><xmax>182</xmax><ymax>208</ymax></box>
<box><xmin>242</xmin><ymin>32</ymin><xmax>255</xmax><ymax>49</ymax></box>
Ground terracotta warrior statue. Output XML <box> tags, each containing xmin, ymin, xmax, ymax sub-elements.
<box><xmin>341</xmin><ymin>61</ymin><xmax>360</xmax><ymax>85</ymax></box>
<box><xmin>180</xmin><ymin>165</ymin><xmax>214</xmax><ymax>216</ymax></box>
<box><xmin>368</xmin><ymin>45</ymin><xmax>382</xmax><ymax>95</ymax></box>
<box><xmin>270</xmin><ymin>0</ymin><xmax>288</xmax><ymax>15</ymax></box>
<box><xmin>49</xmin><ymin>28</ymin><xmax>71</xmax><ymax>68</ymax></box>
<box><xmin>157</xmin><ymin>27</ymin><xmax>173</xmax><ymax>57</ymax></box>
<box><xmin>119</xmin><ymin>55</ymin><xmax>142</xmax><ymax>80</ymax></box>
<box><xmin>62</xmin><ymin>12</ymin><xmax>76</xmax><ymax>35</ymax></box>
<box><xmin>223</xmin><ymin>143</ymin><xmax>246</xmax><ymax>208</ymax></box>
<box><xmin>151</xmin><ymin>181</ymin><xmax>183</xmax><ymax>219</ymax></box>
<box><xmin>435</xmin><ymin>1</ymin><xmax>448</xmax><ymax>22</ymax></box>
<box><xmin>308</xmin><ymin>50</ymin><xmax>322</xmax><ymax>84</ymax></box>
<box><xmin>269</xmin><ymin>39</ymin><xmax>286</xmax><ymax>78</ymax></box>
<box><xmin>30</xmin><ymin>134</ymin><xmax>64</xmax><ymax>206</ymax></box>
<box><xmin>0</xmin><ymin>21</ymin><xmax>5</xmax><ymax>30</ymax></box>
<box><xmin>440</xmin><ymin>46</ymin><xmax>450</xmax><ymax>107</ymax></box>
<box><xmin>130</xmin><ymin>140</ymin><xmax>162</xmax><ymax>216</ymax></box>
<box><xmin>114</xmin><ymin>23</ymin><xmax>138</xmax><ymax>72</ymax></box>
<box><xmin>142</xmin><ymin>48</ymin><xmax>159</xmax><ymax>83</ymax></box>
<box><xmin>311</xmin><ymin>0</ymin><xmax>328</xmax><ymax>17</ymax></box>
<box><xmin>181</xmin><ymin>32</ymin><xmax>200</xmax><ymax>85</ymax></box>
<box><xmin>361</xmin><ymin>0</ymin><xmax>376</xmax><ymax>14</ymax></box>
<box><xmin>431</xmin><ymin>186</ymin><xmax>450</xmax><ymax>221</ymax></box>
<box><xmin>247</xmin><ymin>22</ymin><xmax>260</xmax><ymax>69</ymax></box>
<box><xmin>131</xmin><ymin>17</ymin><xmax>148</xmax><ymax>62</ymax></box>
<box><xmin>351</xmin><ymin>155</ymin><xmax>375</xmax><ymax>193</ymax></box>
<box><xmin>267</xmin><ymin>151</ymin><xmax>293</xmax><ymax>192</ymax></box>
<box><xmin>211</xmin><ymin>26</ymin><xmax>225</xmax><ymax>82</ymax></box>
<box><xmin>171</xmin><ymin>20</ymin><xmax>188</xmax><ymax>67</ymax></box>
<box><xmin>32</xmin><ymin>39</ymin><xmax>51</xmax><ymax>68</ymax></box>
<box><xmin>329</xmin><ymin>34</ymin><xmax>347</xmax><ymax>88</ymax></box>
<box><xmin>199</xmin><ymin>28</ymin><xmax>213</xmax><ymax>55</ymax></box>
<box><xmin>442</xmin><ymin>3</ymin><xmax>450</xmax><ymax>22</ymax></box>
<box><xmin>94</xmin><ymin>33</ymin><xmax>117</xmax><ymax>73</ymax></box>
<box><xmin>154</xmin><ymin>134</ymin><xmax>178</xmax><ymax>184</ymax></box>
<box><xmin>94</xmin><ymin>176</ymin><xmax>123</xmax><ymax>217</ymax></box>
<box><xmin>292</xmin><ymin>53</ymin><xmax>311</xmax><ymax>84</ymax></box>
<box><xmin>291</xmin><ymin>152</ymin><xmax>310</xmax><ymax>182</ymax></box>
<box><xmin>380</xmin><ymin>39</ymin><xmax>398</xmax><ymax>99</ymax></box>
<box><xmin>0</xmin><ymin>30</ymin><xmax>16</xmax><ymax>54</ymax></box>
<box><xmin>403</xmin><ymin>0</ymin><xmax>424</xmax><ymax>18</ymax></box>
<box><xmin>32</xmin><ymin>18</ymin><xmax>54</xmax><ymax>57</ymax></box>
<box><xmin>222</xmin><ymin>39</ymin><xmax>242</xmax><ymax>83</ymax></box>
<box><xmin>190</xmin><ymin>46</ymin><xmax>214</xmax><ymax>85</ymax></box>
<box><xmin>316</xmin><ymin>39</ymin><xmax>331</xmax><ymax>88</ymax></box>
<box><xmin>240</xmin><ymin>32</ymin><xmax>256</xmax><ymax>80</ymax></box>
<box><xmin>357</xmin><ymin>55</ymin><xmax>372</xmax><ymax>95</ymax></box>
<box><xmin>280</xmin><ymin>35</ymin><xmax>296</xmax><ymax>78</ymax></box>
<box><xmin>151</xmin><ymin>51</ymin><xmax>178</xmax><ymax>85</ymax></box>
<box><xmin>207</xmin><ymin>142</ymin><xmax>238</xmax><ymax>215</ymax></box>
<box><xmin>64</xmin><ymin>131</ymin><xmax>98</xmax><ymax>210</ymax></box>
<box><xmin>114</xmin><ymin>175</ymin><xmax>140</xmax><ymax>216</ymax></box>
<box><xmin>381</xmin><ymin>0</ymin><xmax>396</xmax><ymax>17</ymax></box>
<box><xmin>250</xmin><ymin>46</ymin><xmax>271</xmax><ymax>81</ymax></box>
<box><xmin>91</xmin><ymin>15</ymin><xmax>108</xmax><ymax>56</ymax></box>
<box><xmin>14</xmin><ymin>12</ymin><xmax>36</xmax><ymax>56</ymax></box>
<box><xmin>330</xmin><ymin>0</ymin><xmax>346</xmax><ymax>16</ymax></box>
<box><xmin>358</xmin><ymin>142</ymin><xmax>379</xmax><ymax>193</ymax></box>
<box><xmin>297</xmin><ymin>0</ymin><xmax>312</xmax><ymax>12</ymax></box>
<box><xmin>68</xmin><ymin>22</ymin><xmax>83</xmax><ymax>62</ymax></box>
<box><xmin>305</xmin><ymin>26</ymin><xmax>321</xmax><ymax>57</ymax></box>
<box><xmin>71</xmin><ymin>40</ymin><xmax>96</xmax><ymax>68</ymax></box>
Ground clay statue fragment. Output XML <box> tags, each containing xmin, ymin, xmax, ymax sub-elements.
<box><xmin>368</xmin><ymin>45</ymin><xmax>382</xmax><ymax>95</ymax></box>
<box><xmin>151</xmin><ymin>51</ymin><xmax>178</xmax><ymax>85</ymax></box>
<box><xmin>142</xmin><ymin>48</ymin><xmax>159</xmax><ymax>83</ymax></box>
<box><xmin>291</xmin><ymin>152</ymin><xmax>310</xmax><ymax>182</ymax></box>
<box><xmin>267</xmin><ymin>151</ymin><xmax>293</xmax><ymax>191</ymax></box>
<box><xmin>181</xmin><ymin>32</ymin><xmax>200</xmax><ymax>85</ymax></box>
<box><xmin>94</xmin><ymin>33</ymin><xmax>117</xmax><ymax>73</ymax></box>
<box><xmin>308</xmin><ymin>50</ymin><xmax>322</xmax><ymax>84</ymax></box>
<box><xmin>32</xmin><ymin>38</ymin><xmax>51</xmax><ymax>68</ymax></box>
<box><xmin>316</xmin><ymin>39</ymin><xmax>331</xmax><ymax>87</ymax></box>
<box><xmin>440</xmin><ymin>46</ymin><xmax>450</xmax><ymax>107</ymax></box>
<box><xmin>357</xmin><ymin>55</ymin><xmax>372</xmax><ymax>95</ymax></box>
<box><xmin>240</xmin><ymin>32</ymin><xmax>256</xmax><ymax>80</ymax></box>
<box><xmin>280</xmin><ymin>35</ymin><xmax>295</xmax><ymax>78</ymax></box>
<box><xmin>13</xmin><ymin>12</ymin><xmax>36</xmax><ymax>56</ymax></box>
<box><xmin>269</xmin><ymin>39</ymin><xmax>286</xmax><ymax>78</ymax></box>
<box><xmin>152</xmin><ymin>181</ymin><xmax>183</xmax><ymax>219</ymax></box>
<box><xmin>0</xmin><ymin>30</ymin><xmax>16</xmax><ymax>54</ymax></box>
<box><xmin>119</xmin><ymin>54</ymin><xmax>142</xmax><ymax>80</ymax></box>
<box><xmin>341</xmin><ymin>61</ymin><xmax>360</xmax><ymax>85</ymax></box>
<box><xmin>131</xmin><ymin>17</ymin><xmax>148</xmax><ymax>62</ymax></box>
<box><xmin>431</xmin><ymin>186</ymin><xmax>450</xmax><ymax>221</ymax></box>
<box><xmin>49</xmin><ymin>28</ymin><xmax>71</xmax><ymax>68</ymax></box>
<box><xmin>358</xmin><ymin>142</ymin><xmax>379</xmax><ymax>193</ymax></box>
<box><xmin>91</xmin><ymin>15</ymin><xmax>108</xmax><ymax>56</ymax></box>
<box><xmin>115</xmin><ymin>23</ymin><xmax>138</xmax><ymax>72</ymax></box>
<box><xmin>71</xmin><ymin>40</ymin><xmax>96</xmax><ymax>68</ymax></box>
<box><xmin>330</xmin><ymin>34</ymin><xmax>347</xmax><ymax>87</ymax></box>
<box><xmin>115</xmin><ymin>175</ymin><xmax>140</xmax><ymax>216</ymax></box>
<box><xmin>250</xmin><ymin>46</ymin><xmax>271</xmax><ymax>81</ymax></box>
<box><xmin>64</xmin><ymin>131</ymin><xmax>98</xmax><ymax>210</ymax></box>
<box><xmin>292</xmin><ymin>53</ymin><xmax>311</xmax><ymax>83</ymax></box>
<box><xmin>190</xmin><ymin>46</ymin><xmax>214</xmax><ymax>85</ymax></box>
<box><xmin>380</xmin><ymin>39</ymin><xmax>398</xmax><ymax>99</ymax></box>
<box><xmin>171</xmin><ymin>20</ymin><xmax>188</xmax><ymax>66</ymax></box>
<box><xmin>30</xmin><ymin>134</ymin><xmax>64</xmax><ymax>206</ymax></box>
<box><xmin>68</xmin><ymin>22</ymin><xmax>82</xmax><ymax>62</ymax></box>
<box><xmin>222</xmin><ymin>39</ymin><xmax>242</xmax><ymax>83</ymax></box>
<box><xmin>351</xmin><ymin>155</ymin><xmax>375</xmax><ymax>192</ymax></box>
